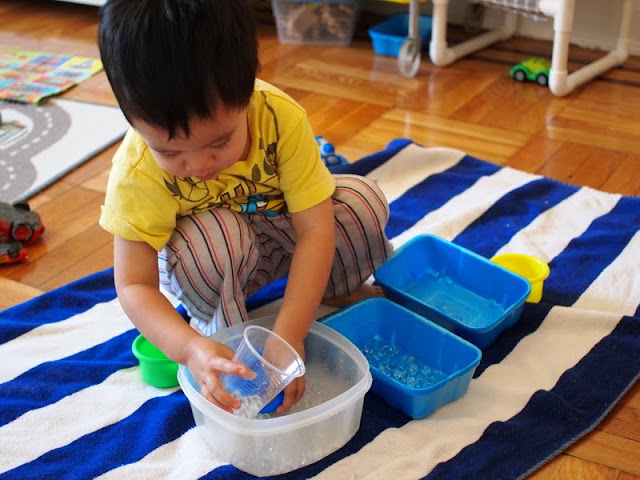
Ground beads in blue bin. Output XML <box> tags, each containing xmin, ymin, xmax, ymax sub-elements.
<box><xmin>316</xmin><ymin>136</ymin><xmax>350</xmax><ymax>171</ymax></box>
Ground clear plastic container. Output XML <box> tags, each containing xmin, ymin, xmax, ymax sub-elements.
<box><xmin>271</xmin><ymin>0</ymin><xmax>360</xmax><ymax>46</ymax></box>
<box><xmin>178</xmin><ymin>316</ymin><xmax>371</xmax><ymax>476</ymax></box>
<box><xmin>219</xmin><ymin>325</ymin><xmax>305</xmax><ymax>418</ymax></box>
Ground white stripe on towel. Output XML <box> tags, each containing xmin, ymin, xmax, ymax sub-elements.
<box><xmin>368</xmin><ymin>145</ymin><xmax>465</xmax><ymax>203</ymax></box>
<box><xmin>391</xmin><ymin>167</ymin><xmax>539</xmax><ymax>247</ymax></box>
<box><xmin>0</xmin><ymin>368</ymin><xmax>177</xmax><ymax>474</ymax></box>
<box><xmin>495</xmin><ymin>187</ymin><xmax>621</xmax><ymax>263</ymax></box>
<box><xmin>95</xmin><ymin>427</ymin><xmax>226</xmax><ymax>480</ymax></box>
<box><xmin>0</xmin><ymin>298</ymin><xmax>133</xmax><ymax>384</ymax></box>
<box><xmin>574</xmin><ymin>230</ymin><xmax>640</xmax><ymax>316</ymax></box>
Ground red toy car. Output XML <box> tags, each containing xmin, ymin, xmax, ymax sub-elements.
<box><xmin>0</xmin><ymin>241</ymin><xmax>29</xmax><ymax>264</ymax></box>
<box><xmin>0</xmin><ymin>202</ymin><xmax>45</xmax><ymax>264</ymax></box>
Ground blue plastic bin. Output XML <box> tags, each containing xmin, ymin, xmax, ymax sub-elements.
<box><xmin>369</xmin><ymin>13</ymin><xmax>432</xmax><ymax>57</ymax></box>
<box><xmin>322</xmin><ymin>297</ymin><xmax>481</xmax><ymax>419</ymax></box>
<box><xmin>374</xmin><ymin>234</ymin><xmax>530</xmax><ymax>349</ymax></box>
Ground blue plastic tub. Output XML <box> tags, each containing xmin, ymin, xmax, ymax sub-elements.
<box><xmin>374</xmin><ymin>234</ymin><xmax>531</xmax><ymax>349</ymax></box>
<box><xmin>322</xmin><ymin>297</ymin><xmax>481</xmax><ymax>419</ymax></box>
<box><xmin>368</xmin><ymin>13</ymin><xmax>432</xmax><ymax>57</ymax></box>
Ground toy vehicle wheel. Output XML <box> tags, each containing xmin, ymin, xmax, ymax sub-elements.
<box><xmin>536</xmin><ymin>73</ymin><xmax>549</xmax><ymax>86</ymax></box>
<box><xmin>398</xmin><ymin>38</ymin><xmax>420</xmax><ymax>79</ymax></box>
<box><xmin>513</xmin><ymin>69</ymin><xmax>526</xmax><ymax>82</ymax></box>
<box><xmin>12</xmin><ymin>223</ymin><xmax>33</xmax><ymax>243</ymax></box>
<box><xmin>0</xmin><ymin>241</ymin><xmax>28</xmax><ymax>264</ymax></box>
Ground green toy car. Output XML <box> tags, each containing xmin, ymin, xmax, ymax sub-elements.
<box><xmin>510</xmin><ymin>57</ymin><xmax>551</xmax><ymax>86</ymax></box>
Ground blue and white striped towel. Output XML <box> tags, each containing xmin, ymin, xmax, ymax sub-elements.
<box><xmin>1</xmin><ymin>139</ymin><xmax>638</xmax><ymax>480</ymax></box>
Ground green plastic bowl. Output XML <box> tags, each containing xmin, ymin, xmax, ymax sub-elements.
<box><xmin>132</xmin><ymin>334</ymin><xmax>179</xmax><ymax>388</ymax></box>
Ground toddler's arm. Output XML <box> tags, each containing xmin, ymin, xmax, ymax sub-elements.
<box><xmin>113</xmin><ymin>236</ymin><xmax>254</xmax><ymax>413</ymax></box>
<box><xmin>273</xmin><ymin>197</ymin><xmax>336</xmax><ymax>412</ymax></box>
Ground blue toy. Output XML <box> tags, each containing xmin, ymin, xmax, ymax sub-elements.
<box><xmin>259</xmin><ymin>390</ymin><xmax>285</xmax><ymax>414</ymax></box>
<box><xmin>316</xmin><ymin>136</ymin><xmax>349</xmax><ymax>171</ymax></box>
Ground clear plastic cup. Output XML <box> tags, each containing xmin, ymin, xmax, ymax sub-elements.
<box><xmin>220</xmin><ymin>325</ymin><xmax>305</xmax><ymax>418</ymax></box>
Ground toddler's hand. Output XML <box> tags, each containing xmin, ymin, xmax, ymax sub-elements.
<box><xmin>275</xmin><ymin>337</ymin><xmax>306</xmax><ymax>413</ymax></box>
<box><xmin>278</xmin><ymin>375</ymin><xmax>306</xmax><ymax>413</ymax></box>
<box><xmin>184</xmin><ymin>335</ymin><xmax>255</xmax><ymax>413</ymax></box>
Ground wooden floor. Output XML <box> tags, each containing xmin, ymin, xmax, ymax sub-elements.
<box><xmin>1</xmin><ymin>0</ymin><xmax>639</xmax><ymax>477</ymax></box>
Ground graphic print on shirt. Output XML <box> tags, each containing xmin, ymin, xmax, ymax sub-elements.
<box><xmin>257</xmin><ymin>93</ymin><xmax>279</xmax><ymax>183</ymax></box>
<box><xmin>162</xmin><ymin>92</ymin><xmax>286</xmax><ymax>216</ymax></box>
<box><xmin>163</xmin><ymin>176</ymin><xmax>210</xmax><ymax>203</ymax></box>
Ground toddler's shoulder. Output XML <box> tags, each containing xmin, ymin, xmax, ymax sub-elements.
<box><xmin>110</xmin><ymin>128</ymin><xmax>165</xmax><ymax>185</ymax></box>
<box><xmin>253</xmin><ymin>79</ymin><xmax>305</xmax><ymax>116</ymax></box>
<box><xmin>113</xmin><ymin>128</ymin><xmax>151</xmax><ymax>166</ymax></box>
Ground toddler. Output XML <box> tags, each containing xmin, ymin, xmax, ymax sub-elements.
<box><xmin>98</xmin><ymin>0</ymin><xmax>392</xmax><ymax>413</ymax></box>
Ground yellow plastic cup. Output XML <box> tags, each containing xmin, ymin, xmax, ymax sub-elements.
<box><xmin>491</xmin><ymin>253</ymin><xmax>550</xmax><ymax>303</ymax></box>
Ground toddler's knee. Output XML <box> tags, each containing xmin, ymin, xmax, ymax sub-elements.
<box><xmin>335</xmin><ymin>175</ymin><xmax>390</xmax><ymax>225</ymax></box>
<box><xmin>164</xmin><ymin>208</ymin><xmax>256</xmax><ymax>277</ymax></box>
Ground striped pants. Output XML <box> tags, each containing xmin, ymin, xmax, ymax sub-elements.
<box><xmin>158</xmin><ymin>175</ymin><xmax>393</xmax><ymax>336</ymax></box>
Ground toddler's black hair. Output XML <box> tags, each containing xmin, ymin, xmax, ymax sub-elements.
<box><xmin>98</xmin><ymin>0</ymin><xmax>259</xmax><ymax>138</ymax></box>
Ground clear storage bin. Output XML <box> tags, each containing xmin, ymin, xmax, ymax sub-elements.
<box><xmin>271</xmin><ymin>0</ymin><xmax>360</xmax><ymax>46</ymax></box>
<box><xmin>178</xmin><ymin>315</ymin><xmax>371</xmax><ymax>476</ymax></box>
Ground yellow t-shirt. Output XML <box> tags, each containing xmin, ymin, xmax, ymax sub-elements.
<box><xmin>99</xmin><ymin>79</ymin><xmax>336</xmax><ymax>251</ymax></box>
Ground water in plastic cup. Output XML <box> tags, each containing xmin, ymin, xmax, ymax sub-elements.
<box><xmin>220</xmin><ymin>325</ymin><xmax>305</xmax><ymax>418</ymax></box>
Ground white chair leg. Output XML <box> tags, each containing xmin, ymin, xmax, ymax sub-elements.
<box><xmin>539</xmin><ymin>0</ymin><xmax>633</xmax><ymax>96</ymax></box>
<box><xmin>429</xmin><ymin>0</ymin><xmax>518</xmax><ymax>66</ymax></box>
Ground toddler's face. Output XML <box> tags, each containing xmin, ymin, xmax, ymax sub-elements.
<box><xmin>134</xmin><ymin>106</ymin><xmax>250</xmax><ymax>181</ymax></box>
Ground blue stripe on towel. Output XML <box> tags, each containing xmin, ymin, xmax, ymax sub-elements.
<box><xmin>543</xmin><ymin>196</ymin><xmax>640</xmax><ymax>306</ymax></box>
<box><xmin>246</xmin><ymin>277</ymin><xmax>287</xmax><ymax>312</ymax></box>
<box><xmin>424</xmin><ymin>314</ymin><xmax>640</xmax><ymax>480</ymax></box>
<box><xmin>1</xmin><ymin>392</ymin><xmax>193</xmax><ymax>480</ymax></box>
<box><xmin>454</xmin><ymin>179</ymin><xmax>578</xmax><ymax>258</ymax></box>
<box><xmin>386</xmin><ymin>156</ymin><xmax>500</xmax><ymax>240</ymax></box>
<box><xmin>329</xmin><ymin>139</ymin><xmax>413</xmax><ymax>176</ymax></box>
<box><xmin>0</xmin><ymin>329</ymin><xmax>138</xmax><ymax>427</ymax></box>
<box><xmin>0</xmin><ymin>267</ymin><xmax>116</xmax><ymax>345</ymax></box>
